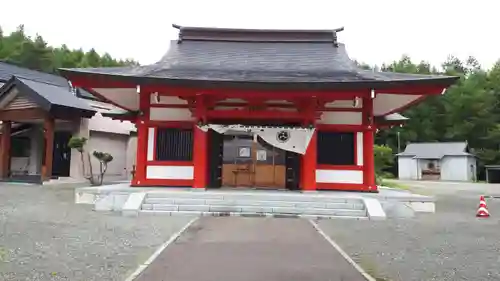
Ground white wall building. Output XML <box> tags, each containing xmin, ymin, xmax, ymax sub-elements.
<box><xmin>397</xmin><ymin>142</ymin><xmax>477</xmax><ymax>182</ymax></box>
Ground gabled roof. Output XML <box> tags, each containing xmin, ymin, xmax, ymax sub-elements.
<box><xmin>397</xmin><ymin>142</ymin><xmax>473</xmax><ymax>159</ymax></box>
<box><xmin>60</xmin><ymin>25</ymin><xmax>458</xmax><ymax>91</ymax></box>
<box><xmin>0</xmin><ymin>76</ymin><xmax>96</xmax><ymax>118</ymax></box>
<box><xmin>0</xmin><ymin>61</ymin><xmax>102</xmax><ymax>101</ymax></box>
<box><xmin>0</xmin><ymin>61</ymin><xmax>68</xmax><ymax>86</ymax></box>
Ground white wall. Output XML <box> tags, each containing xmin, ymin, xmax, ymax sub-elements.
<box><xmin>316</xmin><ymin>170</ymin><xmax>363</xmax><ymax>184</ymax></box>
<box><xmin>88</xmin><ymin>131</ymin><xmax>129</xmax><ymax>178</ymax></box>
<box><xmin>318</xmin><ymin>112</ymin><xmax>362</xmax><ymax>125</ymax></box>
<box><xmin>398</xmin><ymin>157</ymin><xmax>418</xmax><ymax>180</ymax></box>
<box><xmin>70</xmin><ymin>119</ymin><xmax>90</xmax><ymax>179</ymax></box>
<box><xmin>468</xmin><ymin>156</ymin><xmax>477</xmax><ymax>181</ymax></box>
<box><xmin>126</xmin><ymin>135</ymin><xmax>137</xmax><ymax>180</ymax></box>
<box><xmin>10</xmin><ymin>125</ymin><xmax>43</xmax><ymax>176</ymax></box>
<box><xmin>150</xmin><ymin>108</ymin><xmax>193</xmax><ymax>121</ymax></box>
<box><xmin>441</xmin><ymin>156</ymin><xmax>476</xmax><ymax>181</ymax></box>
<box><xmin>146</xmin><ymin>166</ymin><xmax>194</xmax><ymax>180</ymax></box>
<box><xmin>69</xmin><ymin>116</ymin><xmax>137</xmax><ymax>180</ymax></box>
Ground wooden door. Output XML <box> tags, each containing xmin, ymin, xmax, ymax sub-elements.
<box><xmin>222</xmin><ymin>135</ymin><xmax>254</xmax><ymax>187</ymax></box>
<box><xmin>52</xmin><ymin>131</ymin><xmax>72</xmax><ymax>177</ymax></box>
<box><xmin>253</xmin><ymin>137</ymin><xmax>286</xmax><ymax>189</ymax></box>
<box><xmin>221</xmin><ymin>135</ymin><xmax>286</xmax><ymax>188</ymax></box>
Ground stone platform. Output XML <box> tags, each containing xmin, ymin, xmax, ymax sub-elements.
<box><xmin>75</xmin><ymin>184</ymin><xmax>435</xmax><ymax>220</ymax></box>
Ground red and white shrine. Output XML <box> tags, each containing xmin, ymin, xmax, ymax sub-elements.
<box><xmin>60</xmin><ymin>25</ymin><xmax>458</xmax><ymax>192</ymax></box>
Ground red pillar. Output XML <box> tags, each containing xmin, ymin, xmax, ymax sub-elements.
<box><xmin>301</xmin><ymin>129</ymin><xmax>317</xmax><ymax>191</ymax></box>
<box><xmin>362</xmin><ymin>96</ymin><xmax>377</xmax><ymax>191</ymax></box>
<box><xmin>132</xmin><ymin>90</ymin><xmax>150</xmax><ymax>186</ymax></box>
<box><xmin>0</xmin><ymin>121</ymin><xmax>11</xmax><ymax>179</ymax></box>
<box><xmin>300</xmin><ymin>97</ymin><xmax>317</xmax><ymax>191</ymax></box>
<box><xmin>193</xmin><ymin>126</ymin><xmax>208</xmax><ymax>188</ymax></box>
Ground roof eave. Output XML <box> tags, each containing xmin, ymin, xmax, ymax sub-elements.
<box><xmin>101</xmin><ymin>110</ymin><xmax>138</xmax><ymax>120</ymax></box>
<box><xmin>49</xmin><ymin>104</ymin><xmax>96</xmax><ymax>119</ymax></box>
<box><xmin>59</xmin><ymin>69</ymin><xmax>460</xmax><ymax>92</ymax></box>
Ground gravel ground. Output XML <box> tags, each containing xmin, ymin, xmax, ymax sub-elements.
<box><xmin>318</xmin><ymin>189</ymin><xmax>500</xmax><ymax>281</ymax></box>
<box><xmin>0</xmin><ymin>183</ymin><xmax>193</xmax><ymax>281</ymax></box>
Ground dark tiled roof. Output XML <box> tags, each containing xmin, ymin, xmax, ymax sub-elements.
<box><xmin>397</xmin><ymin>142</ymin><xmax>473</xmax><ymax>159</ymax></box>
<box><xmin>60</xmin><ymin>25</ymin><xmax>459</xmax><ymax>90</ymax></box>
<box><xmin>0</xmin><ymin>61</ymin><xmax>68</xmax><ymax>86</ymax></box>
<box><xmin>0</xmin><ymin>76</ymin><xmax>96</xmax><ymax>118</ymax></box>
<box><xmin>174</xmin><ymin>24</ymin><xmax>345</xmax><ymax>43</ymax></box>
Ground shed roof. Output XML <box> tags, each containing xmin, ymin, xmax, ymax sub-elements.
<box><xmin>397</xmin><ymin>142</ymin><xmax>473</xmax><ymax>159</ymax></box>
<box><xmin>60</xmin><ymin>25</ymin><xmax>458</xmax><ymax>91</ymax></box>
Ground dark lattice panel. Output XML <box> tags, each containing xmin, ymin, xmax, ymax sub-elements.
<box><xmin>317</xmin><ymin>132</ymin><xmax>355</xmax><ymax>165</ymax></box>
<box><xmin>156</xmin><ymin>128</ymin><xmax>193</xmax><ymax>161</ymax></box>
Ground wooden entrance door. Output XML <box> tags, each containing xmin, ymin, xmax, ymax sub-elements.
<box><xmin>221</xmin><ymin>135</ymin><xmax>286</xmax><ymax>189</ymax></box>
<box><xmin>253</xmin><ymin>138</ymin><xmax>286</xmax><ymax>188</ymax></box>
<box><xmin>52</xmin><ymin>131</ymin><xmax>72</xmax><ymax>177</ymax></box>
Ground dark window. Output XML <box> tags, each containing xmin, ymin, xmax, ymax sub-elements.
<box><xmin>156</xmin><ymin>128</ymin><xmax>193</xmax><ymax>161</ymax></box>
<box><xmin>11</xmin><ymin>137</ymin><xmax>30</xmax><ymax>157</ymax></box>
<box><xmin>317</xmin><ymin>132</ymin><xmax>355</xmax><ymax>165</ymax></box>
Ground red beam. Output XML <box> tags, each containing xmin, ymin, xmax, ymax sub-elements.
<box><xmin>322</xmin><ymin>107</ymin><xmax>362</xmax><ymax>112</ymax></box>
<box><xmin>316</xmin><ymin>164</ymin><xmax>364</xmax><ymax>171</ymax></box>
<box><xmin>206</xmin><ymin>109</ymin><xmax>308</xmax><ymax>120</ymax></box>
<box><xmin>146</xmin><ymin>121</ymin><xmax>193</xmax><ymax>128</ymax></box>
<box><xmin>316</xmin><ymin>124</ymin><xmax>368</xmax><ymax>132</ymax></box>
<box><xmin>131</xmin><ymin>178</ymin><xmax>193</xmax><ymax>187</ymax></box>
<box><xmin>147</xmin><ymin>161</ymin><xmax>193</xmax><ymax>166</ymax></box>
<box><xmin>69</xmin><ymin>75</ymin><xmax>137</xmax><ymax>89</ymax></box>
<box><xmin>149</xmin><ymin>102</ymin><xmax>363</xmax><ymax>112</ymax></box>
<box><xmin>316</xmin><ymin>183</ymin><xmax>372</xmax><ymax>192</ymax></box>
<box><xmin>150</xmin><ymin>104</ymin><xmax>191</xmax><ymax>108</ymax></box>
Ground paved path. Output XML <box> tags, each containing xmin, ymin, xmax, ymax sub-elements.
<box><xmin>134</xmin><ymin>217</ymin><xmax>367</xmax><ymax>281</ymax></box>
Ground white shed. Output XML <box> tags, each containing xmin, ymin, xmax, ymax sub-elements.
<box><xmin>397</xmin><ymin>142</ymin><xmax>477</xmax><ymax>182</ymax></box>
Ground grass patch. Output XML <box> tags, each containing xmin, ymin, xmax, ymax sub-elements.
<box><xmin>380</xmin><ymin>179</ymin><xmax>410</xmax><ymax>190</ymax></box>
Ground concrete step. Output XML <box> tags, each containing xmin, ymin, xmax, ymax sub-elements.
<box><xmin>139</xmin><ymin>190</ymin><xmax>372</xmax><ymax>219</ymax></box>
<box><xmin>139</xmin><ymin>210</ymin><xmax>369</xmax><ymax>220</ymax></box>
<box><xmin>141</xmin><ymin>203</ymin><xmax>367</xmax><ymax>217</ymax></box>
<box><xmin>145</xmin><ymin>191</ymin><xmax>363</xmax><ymax>204</ymax></box>
<box><xmin>143</xmin><ymin>198</ymin><xmax>365</xmax><ymax>210</ymax></box>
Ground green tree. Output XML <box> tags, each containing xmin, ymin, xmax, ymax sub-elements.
<box><xmin>0</xmin><ymin>24</ymin><xmax>137</xmax><ymax>74</ymax></box>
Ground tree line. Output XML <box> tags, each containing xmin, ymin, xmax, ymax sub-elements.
<box><xmin>1</xmin><ymin>25</ymin><xmax>499</xmax><ymax>178</ymax></box>
<box><xmin>0</xmin><ymin>25</ymin><xmax>137</xmax><ymax>73</ymax></box>
<box><xmin>362</xmin><ymin>55</ymin><xmax>500</xmax><ymax>179</ymax></box>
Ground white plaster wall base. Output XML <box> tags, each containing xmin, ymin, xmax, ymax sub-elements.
<box><xmin>316</xmin><ymin>170</ymin><xmax>363</xmax><ymax>184</ymax></box>
<box><xmin>146</xmin><ymin>166</ymin><xmax>194</xmax><ymax>180</ymax></box>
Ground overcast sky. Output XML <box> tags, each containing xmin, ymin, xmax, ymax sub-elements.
<box><xmin>1</xmin><ymin>0</ymin><xmax>498</xmax><ymax>69</ymax></box>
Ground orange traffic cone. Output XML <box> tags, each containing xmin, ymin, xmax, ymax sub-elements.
<box><xmin>476</xmin><ymin>196</ymin><xmax>490</xmax><ymax>218</ymax></box>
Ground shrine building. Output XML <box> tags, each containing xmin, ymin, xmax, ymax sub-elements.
<box><xmin>59</xmin><ymin>25</ymin><xmax>458</xmax><ymax>192</ymax></box>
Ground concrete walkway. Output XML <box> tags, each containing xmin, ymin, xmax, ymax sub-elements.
<box><xmin>133</xmin><ymin>217</ymin><xmax>368</xmax><ymax>281</ymax></box>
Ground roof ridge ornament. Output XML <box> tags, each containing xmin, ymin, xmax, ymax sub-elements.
<box><xmin>178</xmin><ymin>29</ymin><xmax>183</xmax><ymax>44</ymax></box>
<box><xmin>332</xmin><ymin>27</ymin><xmax>344</xmax><ymax>47</ymax></box>
<box><xmin>333</xmin><ymin>31</ymin><xmax>338</xmax><ymax>47</ymax></box>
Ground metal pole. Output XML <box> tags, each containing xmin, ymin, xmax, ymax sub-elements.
<box><xmin>397</xmin><ymin>131</ymin><xmax>401</xmax><ymax>153</ymax></box>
